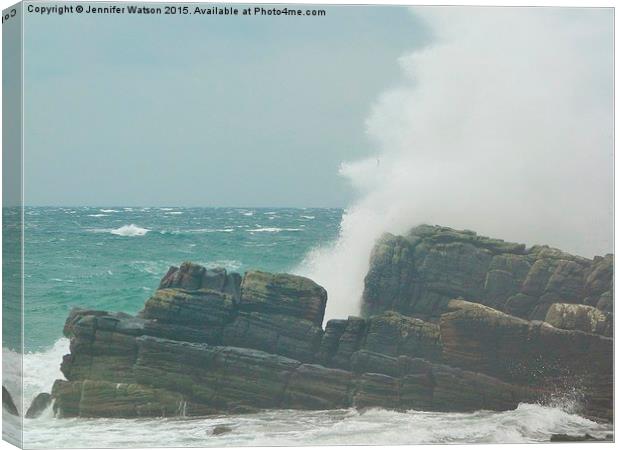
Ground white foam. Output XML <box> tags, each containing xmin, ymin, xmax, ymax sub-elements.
<box><xmin>21</xmin><ymin>403</ymin><xmax>610</xmax><ymax>448</ymax></box>
<box><xmin>110</xmin><ymin>224</ymin><xmax>150</xmax><ymax>237</ymax></box>
<box><xmin>298</xmin><ymin>8</ymin><xmax>613</xmax><ymax>321</ymax></box>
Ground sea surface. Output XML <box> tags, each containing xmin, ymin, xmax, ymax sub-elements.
<box><xmin>3</xmin><ymin>207</ymin><xmax>613</xmax><ymax>447</ymax></box>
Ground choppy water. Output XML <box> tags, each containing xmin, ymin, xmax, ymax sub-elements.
<box><xmin>3</xmin><ymin>207</ymin><xmax>613</xmax><ymax>447</ymax></box>
<box><xmin>18</xmin><ymin>207</ymin><xmax>341</xmax><ymax>352</ymax></box>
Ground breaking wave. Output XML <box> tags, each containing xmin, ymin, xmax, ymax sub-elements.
<box><xmin>110</xmin><ymin>224</ymin><xmax>150</xmax><ymax>237</ymax></box>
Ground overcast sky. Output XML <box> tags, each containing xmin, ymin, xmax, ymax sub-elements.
<box><xmin>23</xmin><ymin>5</ymin><xmax>430</xmax><ymax>207</ymax></box>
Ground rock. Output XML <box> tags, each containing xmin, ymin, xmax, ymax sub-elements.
<box><xmin>51</xmin><ymin>379</ymin><xmax>210</xmax><ymax>418</ymax></box>
<box><xmin>545</xmin><ymin>303</ymin><xmax>612</xmax><ymax>337</ymax></box>
<box><xmin>159</xmin><ymin>262</ymin><xmax>241</xmax><ymax>299</ymax></box>
<box><xmin>596</xmin><ymin>291</ymin><xmax>613</xmax><ymax>313</ymax></box>
<box><xmin>584</xmin><ymin>254</ymin><xmax>613</xmax><ymax>300</ymax></box>
<box><xmin>211</xmin><ymin>425</ymin><xmax>233</xmax><ymax>436</ymax></box>
<box><xmin>53</xmin><ymin>241</ymin><xmax>613</xmax><ymax>421</ymax></box>
<box><xmin>2</xmin><ymin>386</ymin><xmax>18</xmax><ymax>416</ymax></box>
<box><xmin>329</xmin><ymin>317</ymin><xmax>368</xmax><ymax>370</ymax></box>
<box><xmin>550</xmin><ymin>433</ymin><xmax>608</xmax><ymax>442</ymax></box>
<box><xmin>353</xmin><ymin>373</ymin><xmax>399</xmax><ymax>409</ymax></box>
<box><xmin>350</xmin><ymin>350</ymin><xmax>401</xmax><ymax>377</ymax></box>
<box><xmin>141</xmin><ymin>288</ymin><xmax>236</xmax><ymax>329</ymax></box>
<box><xmin>283</xmin><ymin>364</ymin><xmax>353</xmax><ymax>410</ymax></box>
<box><xmin>364</xmin><ymin>311</ymin><xmax>442</xmax><ymax>362</ymax></box>
<box><xmin>316</xmin><ymin>319</ymin><xmax>348</xmax><ymax>365</ymax></box>
<box><xmin>54</xmin><ymin>307</ymin><xmax>534</xmax><ymax>418</ymax></box>
<box><xmin>439</xmin><ymin>299</ymin><xmax>613</xmax><ymax>420</ymax></box>
<box><xmin>25</xmin><ymin>393</ymin><xmax>52</xmax><ymax>418</ymax></box>
<box><xmin>240</xmin><ymin>271</ymin><xmax>327</xmax><ymax>326</ymax></box>
<box><xmin>503</xmin><ymin>293</ymin><xmax>538</xmax><ymax>318</ymax></box>
<box><xmin>362</xmin><ymin>225</ymin><xmax>612</xmax><ymax>321</ymax></box>
<box><xmin>134</xmin><ymin>337</ymin><xmax>301</xmax><ymax>411</ymax></box>
<box><xmin>222</xmin><ymin>312</ymin><xmax>323</xmax><ymax>363</ymax></box>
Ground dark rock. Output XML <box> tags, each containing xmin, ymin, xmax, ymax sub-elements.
<box><xmin>504</xmin><ymin>293</ymin><xmax>538</xmax><ymax>318</ymax></box>
<box><xmin>362</xmin><ymin>224</ymin><xmax>612</xmax><ymax>322</ymax></box>
<box><xmin>159</xmin><ymin>262</ymin><xmax>241</xmax><ymax>300</ymax></box>
<box><xmin>545</xmin><ymin>303</ymin><xmax>612</xmax><ymax>337</ymax></box>
<box><xmin>316</xmin><ymin>319</ymin><xmax>347</xmax><ymax>365</ymax></box>
<box><xmin>596</xmin><ymin>291</ymin><xmax>613</xmax><ymax>313</ymax></box>
<box><xmin>25</xmin><ymin>393</ymin><xmax>52</xmax><ymax>418</ymax></box>
<box><xmin>353</xmin><ymin>373</ymin><xmax>399</xmax><ymax>409</ymax></box>
<box><xmin>439</xmin><ymin>299</ymin><xmax>613</xmax><ymax>420</ymax></box>
<box><xmin>2</xmin><ymin>386</ymin><xmax>18</xmax><ymax>416</ymax></box>
<box><xmin>222</xmin><ymin>312</ymin><xmax>323</xmax><ymax>363</ymax></box>
<box><xmin>211</xmin><ymin>425</ymin><xmax>233</xmax><ymax>436</ymax></box>
<box><xmin>364</xmin><ymin>311</ymin><xmax>441</xmax><ymax>362</ymax></box>
<box><xmin>284</xmin><ymin>364</ymin><xmax>353</xmax><ymax>410</ymax></box>
<box><xmin>550</xmin><ymin>433</ymin><xmax>609</xmax><ymax>442</ymax></box>
<box><xmin>141</xmin><ymin>288</ymin><xmax>236</xmax><ymax>329</ymax></box>
<box><xmin>134</xmin><ymin>337</ymin><xmax>300</xmax><ymax>411</ymax></box>
<box><xmin>329</xmin><ymin>317</ymin><xmax>368</xmax><ymax>370</ymax></box>
<box><xmin>240</xmin><ymin>271</ymin><xmax>327</xmax><ymax>326</ymax></box>
<box><xmin>350</xmin><ymin>350</ymin><xmax>400</xmax><ymax>377</ymax></box>
<box><xmin>51</xmin><ymin>379</ymin><xmax>207</xmax><ymax>418</ymax></box>
<box><xmin>584</xmin><ymin>254</ymin><xmax>613</xmax><ymax>300</ymax></box>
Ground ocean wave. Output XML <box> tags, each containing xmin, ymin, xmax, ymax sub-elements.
<box><xmin>20</xmin><ymin>402</ymin><xmax>611</xmax><ymax>448</ymax></box>
<box><xmin>241</xmin><ymin>211</ymin><xmax>254</xmax><ymax>216</ymax></box>
<box><xmin>247</xmin><ymin>227</ymin><xmax>303</xmax><ymax>233</ymax></box>
<box><xmin>165</xmin><ymin>211</ymin><xmax>183</xmax><ymax>215</ymax></box>
<box><xmin>110</xmin><ymin>224</ymin><xmax>150</xmax><ymax>237</ymax></box>
<box><xmin>87</xmin><ymin>214</ymin><xmax>108</xmax><ymax>217</ymax></box>
<box><xmin>99</xmin><ymin>209</ymin><xmax>119</xmax><ymax>213</ymax></box>
<box><xmin>300</xmin><ymin>215</ymin><xmax>315</xmax><ymax>219</ymax></box>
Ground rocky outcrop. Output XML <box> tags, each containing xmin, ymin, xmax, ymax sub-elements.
<box><xmin>2</xmin><ymin>386</ymin><xmax>18</xmax><ymax>416</ymax></box>
<box><xmin>440</xmin><ymin>299</ymin><xmax>612</xmax><ymax>420</ymax></box>
<box><xmin>55</xmin><ymin>321</ymin><xmax>535</xmax><ymax>418</ymax></box>
<box><xmin>362</xmin><ymin>225</ymin><xmax>613</xmax><ymax>330</ymax></box>
<box><xmin>51</xmin><ymin>226</ymin><xmax>613</xmax><ymax>422</ymax></box>
<box><xmin>52</xmin><ymin>262</ymin><xmax>543</xmax><ymax>419</ymax></box>
<box><xmin>25</xmin><ymin>393</ymin><xmax>52</xmax><ymax>418</ymax></box>
<box><xmin>544</xmin><ymin>303</ymin><xmax>612</xmax><ymax>337</ymax></box>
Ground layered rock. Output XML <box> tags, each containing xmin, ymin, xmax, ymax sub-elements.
<box><xmin>51</xmin><ymin>226</ymin><xmax>613</xmax><ymax>422</ymax></box>
<box><xmin>362</xmin><ymin>225</ymin><xmax>613</xmax><ymax>330</ymax></box>
<box><xmin>440</xmin><ymin>300</ymin><xmax>612</xmax><ymax>420</ymax></box>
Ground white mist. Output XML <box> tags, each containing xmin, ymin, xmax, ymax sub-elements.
<box><xmin>297</xmin><ymin>7</ymin><xmax>613</xmax><ymax>321</ymax></box>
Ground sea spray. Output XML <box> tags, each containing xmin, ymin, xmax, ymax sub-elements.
<box><xmin>297</xmin><ymin>7</ymin><xmax>613</xmax><ymax>321</ymax></box>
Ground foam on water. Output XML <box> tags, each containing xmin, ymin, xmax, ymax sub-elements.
<box><xmin>110</xmin><ymin>224</ymin><xmax>150</xmax><ymax>237</ymax></box>
<box><xmin>247</xmin><ymin>227</ymin><xmax>303</xmax><ymax>233</ymax></box>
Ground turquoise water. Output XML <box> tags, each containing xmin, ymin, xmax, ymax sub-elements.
<box><xmin>21</xmin><ymin>207</ymin><xmax>342</xmax><ymax>352</ymax></box>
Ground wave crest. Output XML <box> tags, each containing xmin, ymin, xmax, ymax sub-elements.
<box><xmin>110</xmin><ymin>224</ymin><xmax>150</xmax><ymax>237</ymax></box>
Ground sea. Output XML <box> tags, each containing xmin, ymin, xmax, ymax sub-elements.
<box><xmin>3</xmin><ymin>207</ymin><xmax>613</xmax><ymax>447</ymax></box>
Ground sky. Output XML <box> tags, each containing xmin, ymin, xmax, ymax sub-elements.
<box><xmin>22</xmin><ymin>4</ymin><xmax>431</xmax><ymax>207</ymax></box>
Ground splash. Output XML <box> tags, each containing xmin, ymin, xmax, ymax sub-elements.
<box><xmin>298</xmin><ymin>7</ymin><xmax>613</xmax><ymax>321</ymax></box>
